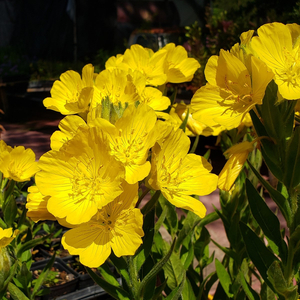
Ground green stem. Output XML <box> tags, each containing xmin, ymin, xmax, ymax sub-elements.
<box><xmin>127</xmin><ymin>256</ymin><xmax>140</xmax><ymax>299</ymax></box>
<box><xmin>136</xmin><ymin>187</ymin><xmax>150</xmax><ymax>208</ymax></box>
<box><xmin>141</xmin><ymin>190</ymin><xmax>161</xmax><ymax>215</ymax></box>
<box><xmin>284</xmin><ymin>244</ymin><xmax>295</xmax><ymax>286</ymax></box>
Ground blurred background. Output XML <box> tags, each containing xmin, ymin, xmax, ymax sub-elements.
<box><xmin>0</xmin><ymin>0</ymin><xmax>299</xmax><ymax>160</ymax></box>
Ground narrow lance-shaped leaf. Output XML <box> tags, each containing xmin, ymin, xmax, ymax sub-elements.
<box><xmin>137</xmin><ymin>238</ymin><xmax>176</xmax><ymax>298</ymax></box>
<box><xmin>215</xmin><ymin>258</ymin><xmax>233</xmax><ymax>298</ymax></box>
<box><xmin>86</xmin><ymin>267</ymin><xmax>131</xmax><ymax>300</ymax></box>
<box><xmin>247</xmin><ymin>160</ymin><xmax>292</xmax><ymax>227</ymax></box>
<box><xmin>246</xmin><ymin>179</ymin><xmax>288</xmax><ymax>262</ymax></box>
<box><xmin>239</xmin><ymin>221</ymin><xmax>278</xmax><ymax>292</ymax></box>
<box><xmin>283</xmin><ymin>126</ymin><xmax>300</xmax><ymax>190</ymax></box>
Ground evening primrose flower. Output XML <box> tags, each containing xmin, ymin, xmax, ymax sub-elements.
<box><xmin>50</xmin><ymin>115</ymin><xmax>87</xmax><ymax>151</ymax></box>
<box><xmin>26</xmin><ymin>186</ymin><xmax>56</xmax><ymax>222</ymax></box>
<box><xmin>36</xmin><ymin>126</ymin><xmax>124</xmax><ymax>225</ymax></box>
<box><xmin>191</xmin><ymin>49</ymin><xmax>273</xmax><ymax>130</ymax></box>
<box><xmin>0</xmin><ymin>227</ymin><xmax>17</xmax><ymax>248</ymax></box>
<box><xmin>120</xmin><ymin>44</ymin><xmax>167</xmax><ymax>86</ymax></box>
<box><xmin>91</xmin><ymin>104</ymin><xmax>160</xmax><ymax>184</ymax></box>
<box><xmin>61</xmin><ymin>182</ymin><xmax>144</xmax><ymax>268</ymax></box>
<box><xmin>43</xmin><ymin>64</ymin><xmax>94</xmax><ymax>115</ymax></box>
<box><xmin>0</xmin><ymin>144</ymin><xmax>39</xmax><ymax>182</ymax></box>
<box><xmin>92</xmin><ymin>68</ymin><xmax>139</xmax><ymax>109</ymax></box>
<box><xmin>251</xmin><ymin>22</ymin><xmax>300</xmax><ymax>100</ymax></box>
<box><xmin>218</xmin><ymin>141</ymin><xmax>255</xmax><ymax>191</ymax></box>
<box><xmin>162</xmin><ymin>43</ymin><xmax>200</xmax><ymax>83</ymax></box>
<box><xmin>148</xmin><ymin>128</ymin><xmax>218</xmax><ymax>218</ymax></box>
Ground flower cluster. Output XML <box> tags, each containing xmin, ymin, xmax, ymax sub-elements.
<box><xmin>27</xmin><ymin>43</ymin><xmax>218</xmax><ymax>268</ymax></box>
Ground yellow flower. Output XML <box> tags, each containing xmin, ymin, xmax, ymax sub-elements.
<box><xmin>26</xmin><ymin>186</ymin><xmax>56</xmax><ymax>222</ymax></box>
<box><xmin>0</xmin><ymin>144</ymin><xmax>39</xmax><ymax>182</ymax></box>
<box><xmin>162</xmin><ymin>43</ymin><xmax>200</xmax><ymax>83</ymax></box>
<box><xmin>36</xmin><ymin>126</ymin><xmax>124</xmax><ymax>225</ymax></box>
<box><xmin>50</xmin><ymin>115</ymin><xmax>87</xmax><ymax>151</ymax></box>
<box><xmin>191</xmin><ymin>49</ymin><xmax>273</xmax><ymax>130</ymax></box>
<box><xmin>148</xmin><ymin>128</ymin><xmax>218</xmax><ymax>218</ymax></box>
<box><xmin>0</xmin><ymin>228</ymin><xmax>17</xmax><ymax>248</ymax></box>
<box><xmin>91</xmin><ymin>104</ymin><xmax>159</xmax><ymax>184</ymax></box>
<box><xmin>61</xmin><ymin>182</ymin><xmax>144</xmax><ymax>268</ymax></box>
<box><xmin>92</xmin><ymin>68</ymin><xmax>139</xmax><ymax>109</ymax></box>
<box><xmin>139</xmin><ymin>86</ymin><xmax>170</xmax><ymax>111</ymax></box>
<box><xmin>218</xmin><ymin>141</ymin><xmax>255</xmax><ymax>191</ymax></box>
<box><xmin>251</xmin><ymin>22</ymin><xmax>300</xmax><ymax>100</ymax></box>
<box><xmin>120</xmin><ymin>44</ymin><xmax>167</xmax><ymax>86</ymax></box>
<box><xmin>43</xmin><ymin>64</ymin><xmax>94</xmax><ymax>115</ymax></box>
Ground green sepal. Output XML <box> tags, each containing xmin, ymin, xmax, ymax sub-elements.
<box><xmin>267</xmin><ymin>260</ymin><xmax>298</xmax><ymax>300</ymax></box>
<box><xmin>239</xmin><ymin>221</ymin><xmax>278</xmax><ymax>292</ymax></box>
<box><xmin>247</xmin><ymin>160</ymin><xmax>292</xmax><ymax>227</ymax></box>
<box><xmin>86</xmin><ymin>267</ymin><xmax>131</xmax><ymax>300</ymax></box>
<box><xmin>215</xmin><ymin>258</ymin><xmax>233</xmax><ymax>298</ymax></box>
<box><xmin>179</xmin><ymin>108</ymin><xmax>189</xmax><ymax>133</ymax></box>
<box><xmin>246</xmin><ymin>179</ymin><xmax>288</xmax><ymax>262</ymax></box>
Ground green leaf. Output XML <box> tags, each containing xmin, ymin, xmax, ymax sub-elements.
<box><xmin>165</xmin><ymin>274</ymin><xmax>185</xmax><ymax>300</ymax></box>
<box><xmin>261</xmin><ymin>282</ymin><xmax>276</xmax><ymax>300</ymax></box>
<box><xmin>239</xmin><ymin>221</ymin><xmax>278</xmax><ymax>291</ymax></box>
<box><xmin>109</xmin><ymin>254</ymin><xmax>131</xmax><ymax>290</ymax></box>
<box><xmin>180</xmin><ymin>241</ymin><xmax>194</xmax><ymax>270</ymax></box>
<box><xmin>215</xmin><ymin>258</ymin><xmax>233</xmax><ymax>298</ymax></box>
<box><xmin>211</xmin><ymin>239</ymin><xmax>237</xmax><ymax>260</ymax></box>
<box><xmin>7</xmin><ymin>282</ymin><xmax>30</xmax><ymax>300</ymax></box>
<box><xmin>239</xmin><ymin>270</ymin><xmax>260</xmax><ymax>300</ymax></box>
<box><xmin>250</xmin><ymin>110</ymin><xmax>283</xmax><ymax>180</ymax></box>
<box><xmin>86</xmin><ymin>267</ymin><xmax>131</xmax><ymax>300</ymax></box>
<box><xmin>247</xmin><ymin>160</ymin><xmax>292</xmax><ymax>227</ymax></box>
<box><xmin>289</xmin><ymin>225</ymin><xmax>300</xmax><ymax>252</ymax></box>
<box><xmin>283</xmin><ymin>126</ymin><xmax>300</xmax><ymax>190</ymax></box>
<box><xmin>246</xmin><ymin>179</ymin><xmax>288</xmax><ymax>262</ymax></box>
<box><xmin>31</xmin><ymin>254</ymin><xmax>56</xmax><ymax>298</ymax></box>
<box><xmin>152</xmin><ymin>279</ymin><xmax>167</xmax><ymax>300</ymax></box>
<box><xmin>16</xmin><ymin>235</ymin><xmax>50</xmax><ymax>259</ymax></box>
<box><xmin>3</xmin><ymin>196</ymin><xmax>17</xmax><ymax>227</ymax></box>
<box><xmin>181</xmin><ymin>276</ymin><xmax>196</xmax><ymax>300</ymax></box>
<box><xmin>98</xmin><ymin>262</ymin><xmax>121</xmax><ymax>287</ymax></box>
<box><xmin>163</xmin><ymin>248</ymin><xmax>185</xmax><ymax>290</ymax></box>
<box><xmin>158</xmin><ymin>194</ymin><xmax>178</xmax><ymax>237</ymax></box>
<box><xmin>194</xmin><ymin>227</ymin><xmax>210</xmax><ymax>262</ymax></box>
<box><xmin>133</xmin><ymin>207</ymin><xmax>155</xmax><ymax>272</ymax></box>
<box><xmin>267</xmin><ymin>261</ymin><xmax>298</xmax><ymax>299</ymax></box>
<box><xmin>175</xmin><ymin>211</ymin><xmax>201</xmax><ymax>252</ymax></box>
<box><xmin>137</xmin><ymin>239</ymin><xmax>176</xmax><ymax>298</ymax></box>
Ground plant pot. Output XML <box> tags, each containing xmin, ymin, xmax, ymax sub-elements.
<box><xmin>31</xmin><ymin>257</ymin><xmax>80</xmax><ymax>300</ymax></box>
